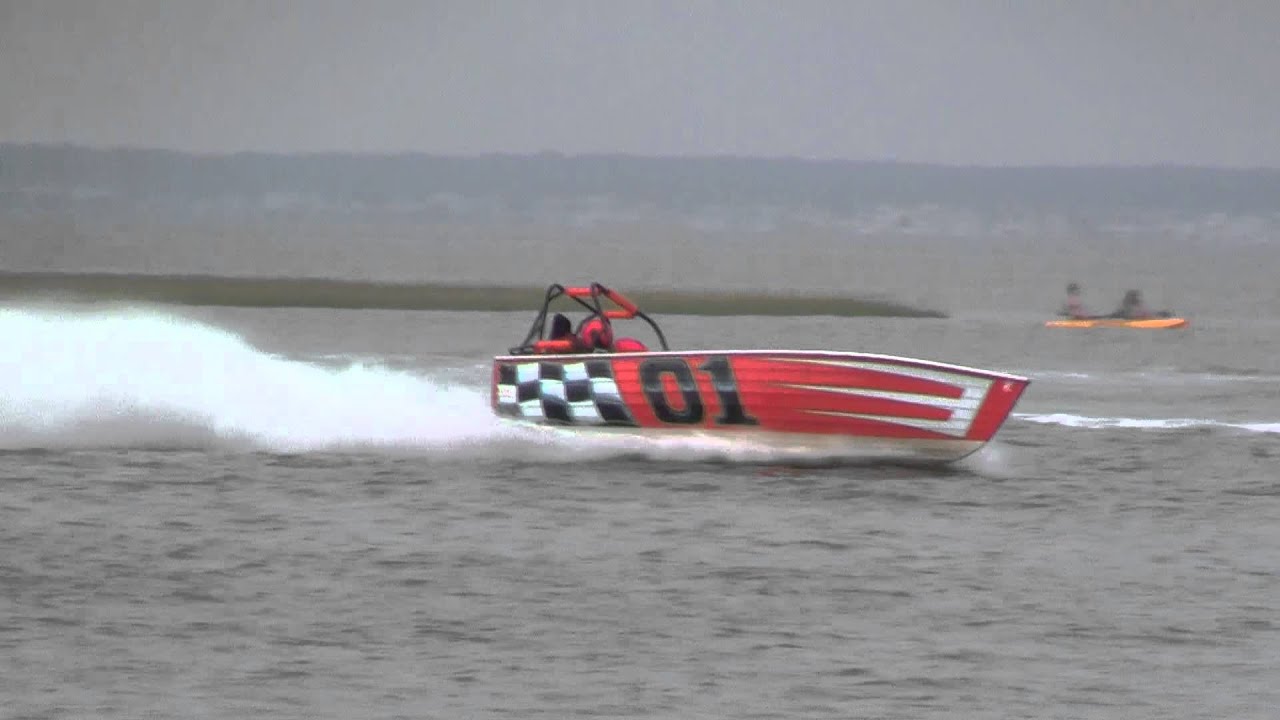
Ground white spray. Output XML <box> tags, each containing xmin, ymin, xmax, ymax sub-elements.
<box><xmin>0</xmin><ymin>306</ymin><xmax>502</xmax><ymax>452</ymax></box>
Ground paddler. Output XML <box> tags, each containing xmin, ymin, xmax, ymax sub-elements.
<box><xmin>1061</xmin><ymin>282</ymin><xmax>1089</xmax><ymax>319</ymax></box>
<box><xmin>1112</xmin><ymin>289</ymin><xmax>1152</xmax><ymax>319</ymax></box>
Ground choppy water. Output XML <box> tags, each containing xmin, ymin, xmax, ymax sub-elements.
<box><xmin>1</xmin><ymin>299</ymin><xmax>1278</xmax><ymax>719</ymax></box>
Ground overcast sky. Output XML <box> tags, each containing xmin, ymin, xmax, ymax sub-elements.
<box><xmin>2</xmin><ymin>0</ymin><xmax>1277</xmax><ymax>167</ymax></box>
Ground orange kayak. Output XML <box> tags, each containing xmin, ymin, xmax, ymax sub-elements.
<box><xmin>1044</xmin><ymin>317</ymin><xmax>1189</xmax><ymax>329</ymax></box>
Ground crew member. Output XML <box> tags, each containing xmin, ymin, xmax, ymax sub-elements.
<box><xmin>548</xmin><ymin>313</ymin><xmax>574</xmax><ymax>340</ymax></box>
<box><xmin>577</xmin><ymin>316</ymin><xmax>613</xmax><ymax>352</ymax></box>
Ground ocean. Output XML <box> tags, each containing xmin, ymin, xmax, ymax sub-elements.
<box><xmin>1</xmin><ymin>225</ymin><xmax>1279</xmax><ymax>719</ymax></box>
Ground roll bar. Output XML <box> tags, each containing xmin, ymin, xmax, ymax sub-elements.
<box><xmin>508</xmin><ymin>282</ymin><xmax>670</xmax><ymax>354</ymax></box>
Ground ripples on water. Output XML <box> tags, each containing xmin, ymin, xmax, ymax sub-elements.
<box><xmin>1</xmin><ymin>305</ymin><xmax>1277</xmax><ymax>719</ymax></box>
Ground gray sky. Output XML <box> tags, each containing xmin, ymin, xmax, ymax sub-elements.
<box><xmin>2</xmin><ymin>0</ymin><xmax>1278</xmax><ymax>166</ymax></box>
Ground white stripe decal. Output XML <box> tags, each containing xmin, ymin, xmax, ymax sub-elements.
<box><xmin>776</xmin><ymin>383</ymin><xmax>984</xmax><ymax>411</ymax></box>
<box><xmin>803</xmin><ymin>409</ymin><xmax>971</xmax><ymax>435</ymax></box>
<box><xmin>779</xmin><ymin>357</ymin><xmax>990</xmax><ymax>390</ymax></box>
<box><xmin>773</xmin><ymin>358</ymin><xmax>993</xmax><ymax>437</ymax></box>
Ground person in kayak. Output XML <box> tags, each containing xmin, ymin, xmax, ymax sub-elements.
<box><xmin>1112</xmin><ymin>289</ymin><xmax>1152</xmax><ymax>319</ymax></box>
<box><xmin>1061</xmin><ymin>282</ymin><xmax>1090</xmax><ymax>318</ymax></box>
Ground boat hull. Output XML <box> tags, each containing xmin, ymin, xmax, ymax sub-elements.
<box><xmin>491</xmin><ymin>350</ymin><xmax>1029</xmax><ymax>463</ymax></box>
<box><xmin>1044</xmin><ymin>317</ymin><xmax>1188</xmax><ymax>329</ymax></box>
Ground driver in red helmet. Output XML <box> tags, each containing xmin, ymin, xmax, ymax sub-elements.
<box><xmin>576</xmin><ymin>315</ymin><xmax>613</xmax><ymax>352</ymax></box>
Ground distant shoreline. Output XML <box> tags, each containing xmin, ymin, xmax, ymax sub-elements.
<box><xmin>0</xmin><ymin>271</ymin><xmax>944</xmax><ymax>318</ymax></box>
<box><xmin>6</xmin><ymin>143</ymin><xmax>1279</xmax><ymax>223</ymax></box>
<box><xmin>7</xmin><ymin>140</ymin><xmax>1278</xmax><ymax>170</ymax></box>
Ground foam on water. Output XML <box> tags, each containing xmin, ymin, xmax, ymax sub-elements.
<box><xmin>1029</xmin><ymin>369</ymin><xmax>1280</xmax><ymax>386</ymax></box>
<box><xmin>1015</xmin><ymin>412</ymin><xmax>1280</xmax><ymax>434</ymax></box>
<box><xmin>0</xmin><ymin>306</ymin><xmax>507</xmax><ymax>453</ymax></box>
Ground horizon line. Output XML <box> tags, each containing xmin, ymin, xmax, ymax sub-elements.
<box><xmin>3</xmin><ymin>141</ymin><xmax>1278</xmax><ymax>173</ymax></box>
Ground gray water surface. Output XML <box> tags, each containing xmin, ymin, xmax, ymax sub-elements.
<box><xmin>2</xmin><ymin>300</ymin><xmax>1277</xmax><ymax>719</ymax></box>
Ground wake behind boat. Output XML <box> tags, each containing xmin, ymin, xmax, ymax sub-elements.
<box><xmin>491</xmin><ymin>283</ymin><xmax>1030</xmax><ymax>464</ymax></box>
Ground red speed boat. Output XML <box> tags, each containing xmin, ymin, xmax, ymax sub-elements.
<box><xmin>492</xmin><ymin>283</ymin><xmax>1029</xmax><ymax>464</ymax></box>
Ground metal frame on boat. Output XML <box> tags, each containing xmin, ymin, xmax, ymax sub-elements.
<box><xmin>508</xmin><ymin>282</ymin><xmax>670</xmax><ymax>354</ymax></box>
<box><xmin>493</xmin><ymin>283</ymin><xmax>1030</xmax><ymax>464</ymax></box>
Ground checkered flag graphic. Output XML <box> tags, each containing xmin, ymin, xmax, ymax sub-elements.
<box><xmin>495</xmin><ymin>360</ymin><xmax>637</xmax><ymax>426</ymax></box>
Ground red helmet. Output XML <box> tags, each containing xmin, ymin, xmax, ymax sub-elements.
<box><xmin>578</xmin><ymin>317</ymin><xmax>613</xmax><ymax>350</ymax></box>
